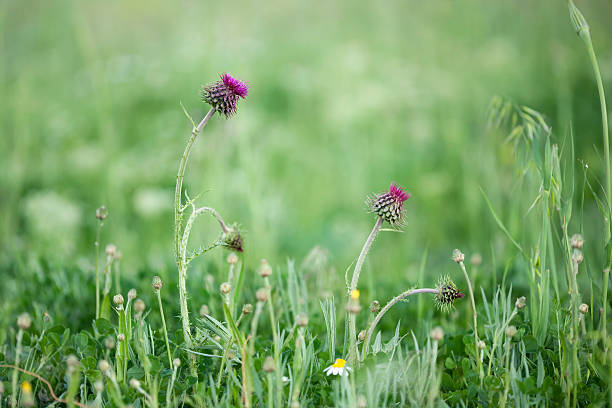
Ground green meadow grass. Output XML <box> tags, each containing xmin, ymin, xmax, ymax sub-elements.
<box><xmin>1</xmin><ymin>0</ymin><xmax>611</xmax><ymax>406</ymax></box>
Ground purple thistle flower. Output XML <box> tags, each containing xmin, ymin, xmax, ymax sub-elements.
<box><xmin>367</xmin><ymin>183</ymin><xmax>410</xmax><ymax>226</ymax></box>
<box><xmin>201</xmin><ymin>73</ymin><xmax>248</xmax><ymax>118</ymax></box>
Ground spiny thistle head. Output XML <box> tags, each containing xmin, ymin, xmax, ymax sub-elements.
<box><xmin>202</xmin><ymin>73</ymin><xmax>248</xmax><ymax>118</ymax></box>
<box><xmin>367</xmin><ymin>183</ymin><xmax>410</xmax><ymax>226</ymax></box>
<box><xmin>221</xmin><ymin>225</ymin><xmax>244</xmax><ymax>253</ymax></box>
<box><xmin>434</xmin><ymin>276</ymin><xmax>464</xmax><ymax>312</ymax></box>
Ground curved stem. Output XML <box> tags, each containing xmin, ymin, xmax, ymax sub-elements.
<box><xmin>361</xmin><ymin>288</ymin><xmax>437</xmax><ymax>360</ymax></box>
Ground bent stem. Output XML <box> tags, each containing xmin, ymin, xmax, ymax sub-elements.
<box><xmin>174</xmin><ymin>108</ymin><xmax>215</xmax><ymax>350</ymax></box>
<box><xmin>348</xmin><ymin>217</ymin><xmax>383</xmax><ymax>364</ymax></box>
<box><xmin>361</xmin><ymin>288</ymin><xmax>437</xmax><ymax>360</ymax></box>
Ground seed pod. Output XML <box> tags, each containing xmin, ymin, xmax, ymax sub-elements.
<box><xmin>369</xmin><ymin>300</ymin><xmax>381</xmax><ymax>314</ymax></box>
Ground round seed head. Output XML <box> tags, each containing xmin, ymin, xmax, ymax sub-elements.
<box><xmin>258</xmin><ymin>259</ymin><xmax>272</xmax><ymax>278</ymax></box>
<box><xmin>470</xmin><ymin>252</ymin><xmax>482</xmax><ymax>266</ymax></box>
<box><xmin>369</xmin><ymin>300</ymin><xmax>381</xmax><ymax>314</ymax></box>
<box><xmin>242</xmin><ymin>304</ymin><xmax>254</xmax><ymax>315</ymax></box>
<box><xmin>367</xmin><ymin>183</ymin><xmax>410</xmax><ymax>226</ymax></box>
<box><xmin>227</xmin><ymin>252</ymin><xmax>239</xmax><ymax>265</ymax></box>
<box><xmin>105</xmin><ymin>336</ymin><xmax>115</xmax><ymax>350</ymax></box>
<box><xmin>452</xmin><ymin>249</ymin><xmax>465</xmax><ymax>263</ymax></box>
<box><xmin>570</xmin><ymin>234</ymin><xmax>584</xmax><ymax>249</ymax></box>
<box><xmin>477</xmin><ymin>340</ymin><xmax>486</xmax><ymax>350</ymax></box>
<box><xmin>505</xmin><ymin>325</ymin><xmax>517</xmax><ymax>338</ymax></box>
<box><xmin>96</xmin><ymin>205</ymin><xmax>108</xmax><ymax>220</ymax></box>
<box><xmin>515</xmin><ymin>296</ymin><xmax>526</xmax><ymax>309</ymax></box>
<box><xmin>105</xmin><ymin>244</ymin><xmax>117</xmax><ymax>257</ymax></box>
<box><xmin>201</xmin><ymin>73</ymin><xmax>248</xmax><ymax>118</ymax></box>
<box><xmin>256</xmin><ymin>288</ymin><xmax>269</xmax><ymax>302</ymax></box>
<box><xmin>129</xmin><ymin>378</ymin><xmax>140</xmax><ymax>388</ymax></box>
<box><xmin>430</xmin><ymin>327</ymin><xmax>444</xmax><ymax>341</ymax></box>
<box><xmin>152</xmin><ymin>276</ymin><xmax>163</xmax><ymax>291</ymax></box>
<box><xmin>113</xmin><ymin>294</ymin><xmax>124</xmax><ymax>306</ymax></box>
<box><xmin>98</xmin><ymin>360</ymin><xmax>111</xmax><ymax>373</ymax></box>
<box><xmin>296</xmin><ymin>313</ymin><xmax>309</xmax><ymax>327</ymax></box>
<box><xmin>117</xmin><ymin>333</ymin><xmax>125</xmax><ymax>342</ymax></box>
<box><xmin>220</xmin><ymin>282</ymin><xmax>232</xmax><ymax>295</ymax></box>
<box><xmin>263</xmin><ymin>356</ymin><xmax>275</xmax><ymax>373</ymax></box>
<box><xmin>200</xmin><ymin>304</ymin><xmax>210</xmax><ymax>318</ymax></box>
<box><xmin>134</xmin><ymin>299</ymin><xmax>146</xmax><ymax>313</ymax></box>
<box><xmin>579</xmin><ymin>303</ymin><xmax>589</xmax><ymax>314</ymax></box>
<box><xmin>93</xmin><ymin>380</ymin><xmax>104</xmax><ymax>393</ymax></box>
<box><xmin>128</xmin><ymin>288</ymin><xmax>137</xmax><ymax>300</ymax></box>
<box><xmin>17</xmin><ymin>313</ymin><xmax>32</xmax><ymax>330</ymax></box>
<box><xmin>358</xmin><ymin>330</ymin><xmax>366</xmax><ymax>341</ymax></box>
<box><xmin>173</xmin><ymin>358</ymin><xmax>181</xmax><ymax>368</ymax></box>
<box><xmin>435</xmin><ymin>276</ymin><xmax>464</xmax><ymax>312</ymax></box>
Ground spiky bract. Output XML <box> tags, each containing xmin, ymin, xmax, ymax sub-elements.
<box><xmin>367</xmin><ymin>183</ymin><xmax>410</xmax><ymax>226</ymax></box>
<box><xmin>201</xmin><ymin>73</ymin><xmax>248</xmax><ymax>118</ymax></box>
<box><xmin>435</xmin><ymin>275</ymin><xmax>464</xmax><ymax>312</ymax></box>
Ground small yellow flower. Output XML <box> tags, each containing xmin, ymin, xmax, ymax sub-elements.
<box><xmin>350</xmin><ymin>290</ymin><xmax>360</xmax><ymax>300</ymax></box>
<box><xmin>21</xmin><ymin>381</ymin><xmax>33</xmax><ymax>393</ymax></box>
<box><xmin>323</xmin><ymin>358</ymin><xmax>352</xmax><ymax>376</ymax></box>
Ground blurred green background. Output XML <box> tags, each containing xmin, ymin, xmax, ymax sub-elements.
<box><xmin>1</xmin><ymin>0</ymin><xmax>611</xmax><ymax>310</ymax></box>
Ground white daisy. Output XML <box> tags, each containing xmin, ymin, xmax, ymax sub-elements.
<box><xmin>323</xmin><ymin>358</ymin><xmax>352</xmax><ymax>377</ymax></box>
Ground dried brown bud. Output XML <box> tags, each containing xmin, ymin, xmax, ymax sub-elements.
<box><xmin>256</xmin><ymin>288</ymin><xmax>269</xmax><ymax>302</ymax></box>
<box><xmin>452</xmin><ymin>249</ymin><xmax>465</xmax><ymax>263</ymax></box>
<box><xmin>134</xmin><ymin>299</ymin><xmax>146</xmax><ymax>313</ymax></box>
<box><xmin>296</xmin><ymin>313</ymin><xmax>309</xmax><ymax>327</ymax></box>
<box><xmin>430</xmin><ymin>327</ymin><xmax>444</xmax><ymax>341</ymax></box>
<box><xmin>220</xmin><ymin>282</ymin><xmax>232</xmax><ymax>295</ymax></box>
<box><xmin>579</xmin><ymin>303</ymin><xmax>589</xmax><ymax>314</ymax></box>
<box><xmin>152</xmin><ymin>276</ymin><xmax>163</xmax><ymax>291</ymax></box>
<box><xmin>127</xmin><ymin>288</ymin><xmax>137</xmax><ymax>301</ymax></box>
<box><xmin>570</xmin><ymin>234</ymin><xmax>584</xmax><ymax>249</ymax></box>
<box><xmin>113</xmin><ymin>294</ymin><xmax>124</xmax><ymax>306</ymax></box>
<box><xmin>242</xmin><ymin>304</ymin><xmax>253</xmax><ymax>315</ymax></box>
<box><xmin>369</xmin><ymin>300</ymin><xmax>381</xmax><ymax>314</ymax></box>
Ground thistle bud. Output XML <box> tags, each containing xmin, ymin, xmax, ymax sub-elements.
<box><xmin>105</xmin><ymin>336</ymin><xmax>116</xmax><ymax>350</ymax></box>
<box><xmin>263</xmin><ymin>356</ymin><xmax>275</xmax><ymax>373</ymax></box>
<box><xmin>579</xmin><ymin>303</ymin><xmax>589</xmax><ymax>314</ymax></box>
<box><xmin>17</xmin><ymin>313</ymin><xmax>31</xmax><ymax>330</ymax></box>
<box><xmin>227</xmin><ymin>252</ymin><xmax>239</xmax><ymax>265</ymax></box>
<box><xmin>66</xmin><ymin>355</ymin><xmax>80</xmax><ymax>375</ymax></box>
<box><xmin>98</xmin><ymin>360</ymin><xmax>111</xmax><ymax>373</ymax></box>
<box><xmin>435</xmin><ymin>276</ymin><xmax>464</xmax><ymax>312</ymax></box>
<box><xmin>369</xmin><ymin>300</ymin><xmax>381</xmax><ymax>314</ymax></box>
<box><xmin>358</xmin><ymin>330</ymin><xmax>366</xmax><ymax>342</ymax></box>
<box><xmin>515</xmin><ymin>296</ymin><xmax>526</xmax><ymax>309</ymax></box>
<box><xmin>96</xmin><ymin>205</ymin><xmax>108</xmax><ymax>220</ymax></box>
<box><xmin>152</xmin><ymin>276</ymin><xmax>163</xmax><ymax>291</ymax></box>
<box><xmin>221</xmin><ymin>226</ymin><xmax>244</xmax><ymax>253</ymax></box>
<box><xmin>127</xmin><ymin>289</ymin><xmax>137</xmax><ymax>301</ymax></box>
<box><xmin>256</xmin><ymin>288</ymin><xmax>269</xmax><ymax>302</ymax></box>
<box><xmin>173</xmin><ymin>358</ymin><xmax>181</xmax><ymax>368</ymax></box>
<box><xmin>430</xmin><ymin>327</ymin><xmax>444</xmax><ymax>341</ymax></box>
<box><xmin>117</xmin><ymin>333</ymin><xmax>125</xmax><ymax>342</ymax></box>
<box><xmin>258</xmin><ymin>259</ymin><xmax>272</xmax><ymax>278</ymax></box>
<box><xmin>201</xmin><ymin>73</ymin><xmax>248</xmax><ymax>118</ymax></box>
<box><xmin>505</xmin><ymin>325</ymin><xmax>517</xmax><ymax>338</ymax></box>
<box><xmin>452</xmin><ymin>249</ymin><xmax>465</xmax><ymax>263</ymax></box>
<box><xmin>568</xmin><ymin>0</ymin><xmax>589</xmax><ymax>36</ymax></box>
<box><xmin>200</xmin><ymin>304</ymin><xmax>210</xmax><ymax>318</ymax></box>
<box><xmin>367</xmin><ymin>183</ymin><xmax>410</xmax><ymax>226</ymax></box>
<box><xmin>570</xmin><ymin>234</ymin><xmax>584</xmax><ymax>249</ymax></box>
<box><xmin>296</xmin><ymin>313</ymin><xmax>309</xmax><ymax>327</ymax></box>
<box><xmin>134</xmin><ymin>299</ymin><xmax>146</xmax><ymax>313</ymax></box>
<box><xmin>242</xmin><ymin>304</ymin><xmax>253</xmax><ymax>315</ymax></box>
<box><xmin>105</xmin><ymin>244</ymin><xmax>117</xmax><ymax>258</ymax></box>
<box><xmin>477</xmin><ymin>340</ymin><xmax>486</xmax><ymax>350</ymax></box>
<box><xmin>220</xmin><ymin>282</ymin><xmax>232</xmax><ymax>295</ymax></box>
<box><xmin>113</xmin><ymin>294</ymin><xmax>124</xmax><ymax>306</ymax></box>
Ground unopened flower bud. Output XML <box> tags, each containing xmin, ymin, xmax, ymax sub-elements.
<box><xmin>152</xmin><ymin>276</ymin><xmax>163</xmax><ymax>291</ymax></box>
<box><xmin>571</xmin><ymin>234</ymin><xmax>584</xmax><ymax>249</ymax></box>
<box><xmin>431</xmin><ymin>327</ymin><xmax>444</xmax><ymax>341</ymax></box>
<box><xmin>129</xmin><ymin>378</ymin><xmax>140</xmax><ymax>388</ymax></box>
<box><xmin>220</xmin><ymin>282</ymin><xmax>232</xmax><ymax>295</ymax></box>
<box><xmin>17</xmin><ymin>313</ymin><xmax>31</xmax><ymax>330</ymax></box>
<box><xmin>200</xmin><ymin>304</ymin><xmax>210</xmax><ymax>318</ymax></box>
<box><xmin>579</xmin><ymin>303</ymin><xmax>589</xmax><ymax>314</ymax></box>
<box><xmin>173</xmin><ymin>358</ymin><xmax>181</xmax><ymax>368</ymax></box>
<box><xmin>105</xmin><ymin>336</ymin><xmax>115</xmax><ymax>350</ymax></box>
<box><xmin>369</xmin><ymin>300</ymin><xmax>381</xmax><ymax>314</ymax></box>
<box><xmin>515</xmin><ymin>296</ymin><xmax>526</xmax><ymax>309</ymax></box>
<box><xmin>98</xmin><ymin>360</ymin><xmax>110</xmax><ymax>373</ymax></box>
<box><xmin>113</xmin><ymin>294</ymin><xmax>124</xmax><ymax>306</ymax></box>
<box><xmin>127</xmin><ymin>288</ymin><xmax>137</xmax><ymax>300</ymax></box>
<box><xmin>358</xmin><ymin>330</ymin><xmax>366</xmax><ymax>341</ymax></box>
<box><xmin>452</xmin><ymin>249</ymin><xmax>465</xmax><ymax>263</ymax></box>
<box><xmin>134</xmin><ymin>299</ymin><xmax>145</xmax><ymax>313</ymax></box>
<box><xmin>117</xmin><ymin>333</ymin><xmax>125</xmax><ymax>342</ymax></box>
<box><xmin>105</xmin><ymin>244</ymin><xmax>117</xmax><ymax>257</ymax></box>
<box><xmin>96</xmin><ymin>205</ymin><xmax>108</xmax><ymax>220</ymax></box>
<box><xmin>258</xmin><ymin>259</ymin><xmax>272</xmax><ymax>278</ymax></box>
<box><xmin>296</xmin><ymin>314</ymin><xmax>308</xmax><ymax>327</ymax></box>
<box><xmin>227</xmin><ymin>252</ymin><xmax>238</xmax><ymax>265</ymax></box>
<box><xmin>256</xmin><ymin>288</ymin><xmax>269</xmax><ymax>302</ymax></box>
<box><xmin>477</xmin><ymin>340</ymin><xmax>486</xmax><ymax>350</ymax></box>
<box><xmin>505</xmin><ymin>325</ymin><xmax>517</xmax><ymax>338</ymax></box>
<box><xmin>263</xmin><ymin>356</ymin><xmax>275</xmax><ymax>373</ymax></box>
<box><xmin>242</xmin><ymin>304</ymin><xmax>253</xmax><ymax>315</ymax></box>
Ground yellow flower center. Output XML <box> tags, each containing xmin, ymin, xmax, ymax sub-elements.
<box><xmin>332</xmin><ymin>358</ymin><xmax>347</xmax><ymax>368</ymax></box>
<box><xmin>350</xmin><ymin>290</ymin><xmax>360</xmax><ymax>300</ymax></box>
<box><xmin>21</xmin><ymin>381</ymin><xmax>32</xmax><ymax>393</ymax></box>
